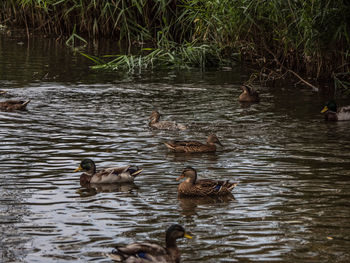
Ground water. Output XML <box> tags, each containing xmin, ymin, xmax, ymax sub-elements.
<box><xmin>1</xmin><ymin>33</ymin><xmax>350</xmax><ymax>263</ymax></box>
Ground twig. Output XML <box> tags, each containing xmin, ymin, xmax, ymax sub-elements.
<box><xmin>263</xmin><ymin>44</ymin><xmax>319</xmax><ymax>90</ymax></box>
<box><xmin>287</xmin><ymin>69</ymin><xmax>318</xmax><ymax>90</ymax></box>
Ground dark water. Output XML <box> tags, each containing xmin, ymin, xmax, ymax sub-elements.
<box><xmin>1</xmin><ymin>33</ymin><xmax>350</xmax><ymax>263</ymax></box>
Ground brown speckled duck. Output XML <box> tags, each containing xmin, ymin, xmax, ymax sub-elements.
<box><xmin>164</xmin><ymin>134</ymin><xmax>223</xmax><ymax>153</ymax></box>
<box><xmin>109</xmin><ymin>224</ymin><xmax>192</xmax><ymax>263</ymax></box>
<box><xmin>177</xmin><ymin>167</ymin><xmax>237</xmax><ymax>197</ymax></box>
<box><xmin>321</xmin><ymin>100</ymin><xmax>350</xmax><ymax>121</ymax></box>
<box><xmin>0</xmin><ymin>100</ymin><xmax>30</xmax><ymax>111</ymax></box>
<box><xmin>238</xmin><ymin>85</ymin><xmax>260</xmax><ymax>102</ymax></box>
<box><xmin>149</xmin><ymin>110</ymin><xmax>187</xmax><ymax>130</ymax></box>
<box><xmin>74</xmin><ymin>159</ymin><xmax>143</xmax><ymax>185</ymax></box>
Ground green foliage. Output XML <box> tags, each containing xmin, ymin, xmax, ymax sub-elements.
<box><xmin>0</xmin><ymin>0</ymin><xmax>189</xmax><ymax>44</ymax></box>
<box><xmin>82</xmin><ymin>43</ymin><xmax>226</xmax><ymax>72</ymax></box>
<box><xmin>180</xmin><ymin>0</ymin><xmax>350</xmax><ymax>89</ymax></box>
<box><xmin>0</xmin><ymin>0</ymin><xmax>349</xmax><ymax>90</ymax></box>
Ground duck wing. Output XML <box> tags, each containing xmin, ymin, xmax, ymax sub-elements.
<box><xmin>91</xmin><ymin>166</ymin><xmax>142</xmax><ymax>183</ymax></box>
<box><xmin>109</xmin><ymin>242</ymin><xmax>169</xmax><ymax>262</ymax></box>
<box><xmin>164</xmin><ymin>140</ymin><xmax>205</xmax><ymax>152</ymax></box>
<box><xmin>194</xmin><ymin>179</ymin><xmax>237</xmax><ymax>195</ymax></box>
<box><xmin>0</xmin><ymin>100</ymin><xmax>30</xmax><ymax>110</ymax></box>
<box><xmin>337</xmin><ymin>105</ymin><xmax>350</xmax><ymax>121</ymax></box>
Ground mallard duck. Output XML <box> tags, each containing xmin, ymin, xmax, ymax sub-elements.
<box><xmin>238</xmin><ymin>85</ymin><xmax>260</xmax><ymax>102</ymax></box>
<box><xmin>149</xmin><ymin>110</ymin><xmax>187</xmax><ymax>130</ymax></box>
<box><xmin>109</xmin><ymin>224</ymin><xmax>192</xmax><ymax>263</ymax></box>
<box><xmin>0</xmin><ymin>100</ymin><xmax>30</xmax><ymax>111</ymax></box>
<box><xmin>164</xmin><ymin>134</ymin><xmax>223</xmax><ymax>153</ymax></box>
<box><xmin>177</xmin><ymin>167</ymin><xmax>237</xmax><ymax>197</ymax></box>
<box><xmin>321</xmin><ymin>100</ymin><xmax>350</xmax><ymax>121</ymax></box>
<box><xmin>74</xmin><ymin>159</ymin><xmax>143</xmax><ymax>184</ymax></box>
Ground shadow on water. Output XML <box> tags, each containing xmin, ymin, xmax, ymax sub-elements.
<box><xmin>1</xmin><ymin>33</ymin><xmax>350</xmax><ymax>262</ymax></box>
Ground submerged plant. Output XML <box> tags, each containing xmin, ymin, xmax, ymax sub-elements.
<box><xmin>82</xmin><ymin>43</ymin><xmax>227</xmax><ymax>72</ymax></box>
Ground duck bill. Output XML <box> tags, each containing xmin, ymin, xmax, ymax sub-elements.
<box><xmin>321</xmin><ymin>106</ymin><xmax>328</xmax><ymax>113</ymax></box>
<box><xmin>74</xmin><ymin>165</ymin><xmax>83</xmax><ymax>172</ymax></box>
<box><xmin>184</xmin><ymin>233</ymin><xmax>192</xmax><ymax>239</ymax></box>
<box><xmin>176</xmin><ymin>174</ymin><xmax>185</xmax><ymax>181</ymax></box>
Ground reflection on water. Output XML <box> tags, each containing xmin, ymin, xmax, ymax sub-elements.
<box><xmin>178</xmin><ymin>195</ymin><xmax>235</xmax><ymax>218</ymax></box>
<box><xmin>0</xmin><ymin>34</ymin><xmax>350</xmax><ymax>262</ymax></box>
<box><xmin>77</xmin><ymin>183</ymin><xmax>139</xmax><ymax>197</ymax></box>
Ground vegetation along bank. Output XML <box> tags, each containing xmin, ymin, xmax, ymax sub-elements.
<box><xmin>1</xmin><ymin>0</ymin><xmax>349</xmax><ymax>91</ymax></box>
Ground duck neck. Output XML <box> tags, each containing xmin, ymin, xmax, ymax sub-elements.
<box><xmin>166</xmin><ymin>235</ymin><xmax>178</xmax><ymax>249</ymax></box>
<box><xmin>206</xmin><ymin>140</ymin><xmax>217</xmax><ymax>148</ymax></box>
<box><xmin>149</xmin><ymin>114</ymin><xmax>160</xmax><ymax>125</ymax></box>
<box><xmin>187</xmin><ymin>172</ymin><xmax>197</xmax><ymax>185</ymax></box>
<box><xmin>149</xmin><ymin>119</ymin><xmax>156</xmax><ymax>125</ymax></box>
<box><xmin>80</xmin><ymin>173</ymin><xmax>92</xmax><ymax>184</ymax></box>
<box><xmin>325</xmin><ymin>111</ymin><xmax>338</xmax><ymax>121</ymax></box>
<box><xmin>87</xmin><ymin>165</ymin><xmax>96</xmax><ymax>175</ymax></box>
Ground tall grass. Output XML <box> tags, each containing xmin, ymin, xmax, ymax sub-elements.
<box><xmin>0</xmin><ymin>0</ymin><xmax>190</xmax><ymax>44</ymax></box>
<box><xmin>1</xmin><ymin>0</ymin><xmax>349</xmax><ymax>90</ymax></box>
<box><xmin>182</xmin><ymin>0</ymin><xmax>350</xmax><ymax>89</ymax></box>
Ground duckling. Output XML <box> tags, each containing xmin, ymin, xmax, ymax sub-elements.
<box><xmin>109</xmin><ymin>224</ymin><xmax>192</xmax><ymax>263</ymax></box>
<box><xmin>177</xmin><ymin>167</ymin><xmax>237</xmax><ymax>197</ymax></box>
<box><xmin>149</xmin><ymin>110</ymin><xmax>187</xmax><ymax>130</ymax></box>
<box><xmin>74</xmin><ymin>159</ymin><xmax>142</xmax><ymax>184</ymax></box>
<box><xmin>0</xmin><ymin>100</ymin><xmax>30</xmax><ymax>111</ymax></box>
<box><xmin>238</xmin><ymin>85</ymin><xmax>260</xmax><ymax>102</ymax></box>
<box><xmin>164</xmin><ymin>134</ymin><xmax>223</xmax><ymax>153</ymax></box>
<box><xmin>321</xmin><ymin>100</ymin><xmax>350</xmax><ymax>121</ymax></box>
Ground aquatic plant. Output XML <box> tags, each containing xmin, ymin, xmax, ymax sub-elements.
<box><xmin>81</xmin><ymin>43</ymin><xmax>228</xmax><ymax>72</ymax></box>
<box><xmin>1</xmin><ymin>0</ymin><xmax>349</xmax><ymax>90</ymax></box>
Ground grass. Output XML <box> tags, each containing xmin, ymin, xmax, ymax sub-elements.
<box><xmin>0</xmin><ymin>0</ymin><xmax>349</xmax><ymax>91</ymax></box>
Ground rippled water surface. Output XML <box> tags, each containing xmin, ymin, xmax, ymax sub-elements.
<box><xmin>1</xmin><ymin>34</ymin><xmax>350</xmax><ymax>263</ymax></box>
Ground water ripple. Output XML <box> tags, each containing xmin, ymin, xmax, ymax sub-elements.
<box><xmin>1</xmin><ymin>51</ymin><xmax>350</xmax><ymax>262</ymax></box>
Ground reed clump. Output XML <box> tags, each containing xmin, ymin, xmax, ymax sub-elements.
<box><xmin>1</xmin><ymin>0</ymin><xmax>349</xmax><ymax>90</ymax></box>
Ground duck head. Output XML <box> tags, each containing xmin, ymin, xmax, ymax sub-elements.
<box><xmin>207</xmin><ymin>134</ymin><xmax>223</xmax><ymax>147</ymax></box>
<box><xmin>74</xmin><ymin>159</ymin><xmax>96</xmax><ymax>175</ymax></box>
<box><xmin>165</xmin><ymin>224</ymin><xmax>192</xmax><ymax>248</ymax></box>
<box><xmin>176</xmin><ymin>166</ymin><xmax>197</xmax><ymax>184</ymax></box>
<box><xmin>321</xmin><ymin>100</ymin><xmax>337</xmax><ymax>113</ymax></box>
<box><xmin>149</xmin><ymin>110</ymin><xmax>161</xmax><ymax>124</ymax></box>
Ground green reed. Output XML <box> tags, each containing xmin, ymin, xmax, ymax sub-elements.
<box><xmin>182</xmin><ymin>0</ymin><xmax>350</xmax><ymax>90</ymax></box>
<box><xmin>1</xmin><ymin>0</ymin><xmax>349</xmax><ymax>90</ymax></box>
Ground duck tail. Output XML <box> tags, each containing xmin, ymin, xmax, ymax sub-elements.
<box><xmin>177</xmin><ymin>124</ymin><xmax>187</xmax><ymax>130</ymax></box>
<box><xmin>21</xmin><ymin>100</ymin><xmax>30</xmax><ymax>109</ymax></box>
<box><xmin>128</xmin><ymin>167</ymin><xmax>143</xmax><ymax>177</ymax></box>
<box><xmin>164</xmin><ymin>142</ymin><xmax>175</xmax><ymax>150</ymax></box>
<box><xmin>227</xmin><ymin>182</ymin><xmax>238</xmax><ymax>191</ymax></box>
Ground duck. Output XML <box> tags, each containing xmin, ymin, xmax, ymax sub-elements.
<box><xmin>177</xmin><ymin>167</ymin><xmax>237</xmax><ymax>197</ymax></box>
<box><xmin>321</xmin><ymin>100</ymin><xmax>350</xmax><ymax>121</ymax></box>
<box><xmin>74</xmin><ymin>159</ymin><xmax>143</xmax><ymax>185</ymax></box>
<box><xmin>0</xmin><ymin>100</ymin><xmax>30</xmax><ymax>111</ymax></box>
<box><xmin>238</xmin><ymin>85</ymin><xmax>260</xmax><ymax>102</ymax></box>
<box><xmin>164</xmin><ymin>134</ymin><xmax>223</xmax><ymax>153</ymax></box>
<box><xmin>149</xmin><ymin>110</ymin><xmax>187</xmax><ymax>130</ymax></box>
<box><xmin>109</xmin><ymin>224</ymin><xmax>192</xmax><ymax>263</ymax></box>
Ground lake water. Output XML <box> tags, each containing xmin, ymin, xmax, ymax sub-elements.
<box><xmin>1</xmin><ymin>33</ymin><xmax>350</xmax><ymax>263</ymax></box>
